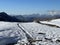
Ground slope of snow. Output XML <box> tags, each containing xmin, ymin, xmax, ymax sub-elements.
<box><xmin>0</xmin><ymin>22</ymin><xmax>27</xmax><ymax>45</ymax></box>
<box><xmin>40</xmin><ymin>19</ymin><xmax>60</xmax><ymax>27</ymax></box>
<box><xmin>51</xmin><ymin>19</ymin><xmax>60</xmax><ymax>24</ymax></box>
<box><xmin>20</xmin><ymin>22</ymin><xmax>60</xmax><ymax>39</ymax></box>
<box><xmin>19</xmin><ymin>21</ymin><xmax>60</xmax><ymax>45</ymax></box>
<box><xmin>0</xmin><ymin>19</ymin><xmax>60</xmax><ymax>45</ymax></box>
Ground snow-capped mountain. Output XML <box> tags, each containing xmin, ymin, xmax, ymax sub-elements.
<box><xmin>40</xmin><ymin>19</ymin><xmax>60</xmax><ymax>27</ymax></box>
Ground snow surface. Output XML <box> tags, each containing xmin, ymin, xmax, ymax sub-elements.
<box><xmin>0</xmin><ymin>22</ymin><xmax>27</xmax><ymax>45</ymax></box>
<box><xmin>0</xmin><ymin>19</ymin><xmax>60</xmax><ymax>45</ymax></box>
<box><xmin>40</xmin><ymin>19</ymin><xmax>60</xmax><ymax>27</ymax></box>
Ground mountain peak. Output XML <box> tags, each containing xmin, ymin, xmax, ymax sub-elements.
<box><xmin>0</xmin><ymin>12</ymin><xmax>8</xmax><ymax>15</ymax></box>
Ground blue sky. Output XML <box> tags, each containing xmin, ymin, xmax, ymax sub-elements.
<box><xmin>0</xmin><ymin>0</ymin><xmax>60</xmax><ymax>15</ymax></box>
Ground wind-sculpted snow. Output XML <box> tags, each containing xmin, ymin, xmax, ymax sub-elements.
<box><xmin>0</xmin><ymin>19</ymin><xmax>60</xmax><ymax>45</ymax></box>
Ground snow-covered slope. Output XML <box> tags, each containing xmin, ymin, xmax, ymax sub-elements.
<box><xmin>20</xmin><ymin>22</ymin><xmax>60</xmax><ymax>39</ymax></box>
<box><xmin>0</xmin><ymin>22</ymin><xmax>27</xmax><ymax>45</ymax></box>
<box><xmin>0</xmin><ymin>19</ymin><xmax>60</xmax><ymax>45</ymax></box>
<box><xmin>40</xmin><ymin>19</ymin><xmax>60</xmax><ymax>27</ymax></box>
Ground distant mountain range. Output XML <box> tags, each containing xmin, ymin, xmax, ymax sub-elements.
<box><xmin>14</xmin><ymin>14</ymin><xmax>60</xmax><ymax>22</ymax></box>
<box><xmin>0</xmin><ymin>12</ymin><xmax>60</xmax><ymax>22</ymax></box>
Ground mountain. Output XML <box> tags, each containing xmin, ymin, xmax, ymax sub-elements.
<box><xmin>14</xmin><ymin>13</ymin><xmax>60</xmax><ymax>22</ymax></box>
<box><xmin>14</xmin><ymin>14</ymin><xmax>55</xmax><ymax>22</ymax></box>
<box><xmin>0</xmin><ymin>12</ymin><xmax>60</xmax><ymax>22</ymax></box>
<box><xmin>13</xmin><ymin>15</ymin><xmax>26</xmax><ymax>22</ymax></box>
<box><xmin>0</xmin><ymin>12</ymin><xmax>21</xmax><ymax>22</ymax></box>
<box><xmin>14</xmin><ymin>14</ymin><xmax>44</xmax><ymax>22</ymax></box>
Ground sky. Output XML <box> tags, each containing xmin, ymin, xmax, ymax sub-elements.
<box><xmin>0</xmin><ymin>0</ymin><xmax>60</xmax><ymax>15</ymax></box>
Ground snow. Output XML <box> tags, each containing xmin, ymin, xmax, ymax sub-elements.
<box><xmin>0</xmin><ymin>19</ymin><xmax>60</xmax><ymax>45</ymax></box>
<box><xmin>40</xmin><ymin>19</ymin><xmax>60</xmax><ymax>27</ymax></box>
<box><xmin>0</xmin><ymin>22</ymin><xmax>26</xmax><ymax>45</ymax></box>
<box><xmin>20</xmin><ymin>22</ymin><xmax>60</xmax><ymax>38</ymax></box>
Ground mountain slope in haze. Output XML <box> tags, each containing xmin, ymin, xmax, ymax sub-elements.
<box><xmin>0</xmin><ymin>12</ymin><xmax>21</xmax><ymax>22</ymax></box>
<box><xmin>13</xmin><ymin>15</ymin><xmax>26</xmax><ymax>22</ymax></box>
<box><xmin>14</xmin><ymin>14</ymin><xmax>60</xmax><ymax>22</ymax></box>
